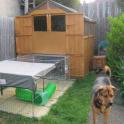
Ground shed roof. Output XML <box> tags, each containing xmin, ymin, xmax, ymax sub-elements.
<box><xmin>29</xmin><ymin>0</ymin><xmax>78</xmax><ymax>13</ymax></box>
<box><xmin>84</xmin><ymin>16</ymin><xmax>96</xmax><ymax>23</ymax></box>
<box><xmin>28</xmin><ymin>0</ymin><xmax>95</xmax><ymax>22</ymax></box>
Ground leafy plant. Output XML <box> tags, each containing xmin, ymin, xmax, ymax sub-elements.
<box><xmin>107</xmin><ymin>14</ymin><xmax>124</xmax><ymax>96</ymax></box>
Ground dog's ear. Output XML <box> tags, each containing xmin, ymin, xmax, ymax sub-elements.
<box><xmin>95</xmin><ymin>86</ymin><xmax>104</xmax><ymax>96</ymax></box>
<box><xmin>111</xmin><ymin>85</ymin><xmax>117</xmax><ymax>93</ymax></box>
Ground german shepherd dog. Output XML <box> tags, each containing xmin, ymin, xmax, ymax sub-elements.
<box><xmin>92</xmin><ymin>65</ymin><xmax>116</xmax><ymax>124</ymax></box>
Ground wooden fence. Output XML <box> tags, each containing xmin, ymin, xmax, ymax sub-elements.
<box><xmin>81</xmin><ymin>0</ymin><xmax>122</xmax><ymax>42</ymax></box>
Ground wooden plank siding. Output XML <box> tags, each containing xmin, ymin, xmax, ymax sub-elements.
<box><xmin>66</xmin><ymin>13</ymin><xmax>85</xmax><ymax>77</ymax></box>
<box><xmin>16</xmin><ymin>36</ymin><xmax>33</xmax><ymax>54</ymax></box>
<box><xmin>30</xmin><ymin>9</ymin><xmax>65</xmax><ymax>15</ymax></box>
<box><xmin>69</xmin><ymin>54</ymin><xmax>85</xmax><ymax>77</ymax></box>
<box><xmin>15</xmin><ymin>16</ymin><xmax>33</xmax><ymax>36</ymax></box>
<box><xmin>66</xmin><ymin>14</ymin><xmax>84</xmax><ymax>35</ymax></box>
<box><xmin>32</xmin><ymin>32</ymin><xmax>66</xmax><ymax>54</ymax></box>
<box><xmin>66</xmin><ymin>14</ymin><xmax>84</xmax><ymax>55</ymax></box>
<box><xmin>83</xmin><ymin>36</ymin><xmax>95</xmax><ymax>74</ymax></box>
<box><xmin>66</xmin><ymin>35</ymin><xmax>84</xmax><ymax>55</ymax></box>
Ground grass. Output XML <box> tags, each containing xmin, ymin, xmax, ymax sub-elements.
<box><xmin>0</xmin><ymin>72</ymin><xmax>95</xmax><ymax>124</ymax></box>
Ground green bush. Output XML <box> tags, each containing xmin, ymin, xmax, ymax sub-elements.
<box><xmin>107</xmin><ymin>14</ymin><xmax>124</xmax><ymax>96</ymax></box>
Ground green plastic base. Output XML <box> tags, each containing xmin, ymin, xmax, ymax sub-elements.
<box><xmin>16</xmin><ymin>88</ymin><xmax>33</xmax><ymax>102</ymax></box>
<box><xmin>45</xmin><ymin>82</ymin><xmax>56</xmax><ymax>99</ymax></box>
<box><xmin>15</xmin><ymin>82</ymin><xmax>56</xmax><ymax>106</ymax></box>
<box><xmin>34</xmin><ymin>90</ymin><xmax>48</xmax><ymax>105</ymax></box>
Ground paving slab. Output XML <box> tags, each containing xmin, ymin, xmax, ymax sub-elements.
<box><xmin>0</xmin><ymin>80</ymin><xmax>74</xmax><ymax>119</ymax></box>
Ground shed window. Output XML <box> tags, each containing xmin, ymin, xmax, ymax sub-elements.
<box><xmin>51</xmin><ymin>15</ymin><xmax>65</xmax><ymax>31</ymax></box>
<box><xmin>34</xmin><ymin>16</ymin><xmax>47</xmax><ymax>31</ymax></box>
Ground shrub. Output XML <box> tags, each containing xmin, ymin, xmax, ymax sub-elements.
<box><xmin>107</xmin><ymin>14</ymin><xmax>124</xmax><ymax>96</ymax></box>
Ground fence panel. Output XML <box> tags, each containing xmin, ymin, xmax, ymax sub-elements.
<box><xmin>0</xmin><ymin>17</ymin><xmax>15</xmax><ymax>60</ymax></box>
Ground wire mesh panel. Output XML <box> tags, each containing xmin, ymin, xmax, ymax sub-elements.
<box><xmin>15</xmin><ymin>54</ymin><xmax>70</xmax><ymax>80</ymax></box>
<box><xmin>0</xmin><ymin>54</ymin><xmax>70</xmax><ymax>119</ymax></box>
<box><xmin>0</xmin><ymin>87</ymin><xmax>35</xmax><ymax>118</ymax></box>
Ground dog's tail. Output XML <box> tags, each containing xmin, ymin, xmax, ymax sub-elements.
<box><xmin>103</xmin><ymin>65</ymin><xmax>112</xmax><ymax>77</ymax></box>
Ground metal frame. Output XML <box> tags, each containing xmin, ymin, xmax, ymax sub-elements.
<box><xmin>0</xmin><ymin>54</ymin><xmax>70</xmax><ymax>118</ymax></box>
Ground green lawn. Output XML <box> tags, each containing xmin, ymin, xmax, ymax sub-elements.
<box><xmin>0</xmin><ymin>73</ymin><xmax>95</xmax><ymax>124</ymax></box>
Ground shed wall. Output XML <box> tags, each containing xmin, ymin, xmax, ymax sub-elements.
<box><xmin>15</xmin><ymin>11</ymin><xmax>95</xmax><ymax>78</ymax></box>
<box><xmin>32</xmin><ymin>32</ymin><xmax>66</xmax><ymax>54</ymax></box>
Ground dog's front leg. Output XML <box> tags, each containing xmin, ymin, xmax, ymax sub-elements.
<box><xmin>92</xmin><ymin>108</ymin><xmax>97</xmax><ymax>124</ymax></box>
<box><xmin>104</xmin><ymin>110</ymin><xmax>110</xmax><ymax>124</ymax></box>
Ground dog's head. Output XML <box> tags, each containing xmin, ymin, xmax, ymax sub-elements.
<box><xmin>94</xmin><ymin>85</ymin><xmax>116</xmax><ymax>112</ymax></box>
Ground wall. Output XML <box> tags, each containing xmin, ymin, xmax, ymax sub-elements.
<box><xmin>0</xmin><ymin>0</ymin><xmax>21</xmax><ymax>17</ymax></box>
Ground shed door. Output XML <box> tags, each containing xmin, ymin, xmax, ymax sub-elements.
<box><xmin>66</xmin><ymin>13</ymin><xmax>84</xmax><ymax>55</ymax></box>
<box><xmin>66</xmin><ymin>14</ymin><xmax>83</xmax><ymax>35</ymax></box>
<box><xmin>15</xmin><ymin>16</ymin><xmax>33</xmax><ymax>36</ymax></box>
<box><xmin>15</xmin><ymin>16</ymin><xmax>33</xmax><ymax>54</ymax></box>
<box><xmin>66</xmin><ymin>14</ymin><xmax>84</xmax><ymax>77</ymax></box>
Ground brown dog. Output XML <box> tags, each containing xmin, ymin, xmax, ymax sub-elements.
<box><xmin>92</xmin><ymin>66</ymin><xmax>116</xmax><ymax>124</ymax></box>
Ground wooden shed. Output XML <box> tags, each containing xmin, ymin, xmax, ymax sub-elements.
<box><xmin>15</xmin><ymin>0</ymin><xmax>96</xmax><ymax>78</ymax></box>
